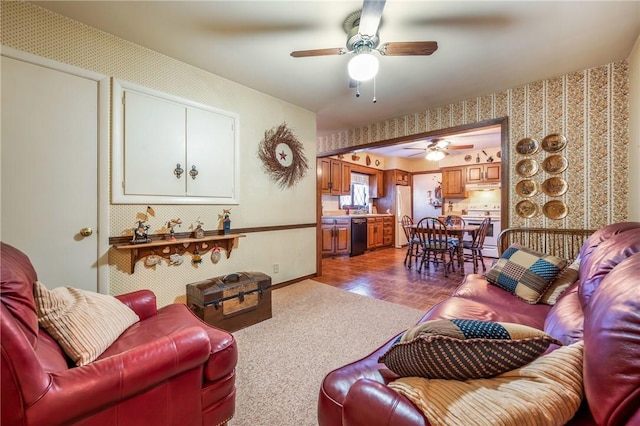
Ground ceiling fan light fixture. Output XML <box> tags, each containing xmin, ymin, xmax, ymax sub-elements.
<box><xmin>426</xmin><ymin>150</ymin><xmax>445</xmax><ymax>161</ymax></box>
<box><xmin>348</xmin><ymin>48</ymin><xmax>379</xmax><ymax>81</ymax></box>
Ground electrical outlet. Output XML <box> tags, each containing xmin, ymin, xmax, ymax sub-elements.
<box><xmin>273</xmin><ymin>263</ymin><xmax>279</xmax><ymax>274</ymax></box>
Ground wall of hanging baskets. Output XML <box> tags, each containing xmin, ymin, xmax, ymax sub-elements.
<box><xmin>514</xmin><ymin>133</ymin><xmax>569</xmax><ymax>220</ymax></box>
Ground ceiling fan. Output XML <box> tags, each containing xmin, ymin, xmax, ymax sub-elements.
<box><xmin>290</xmin><ymin>0</ymin><xmax>438</xmax><ymax>83</ymax></box>
<box><xmin>405</xmin><ymin>139</ymin><xmax>475</xmax><ymax>160</ymax></box>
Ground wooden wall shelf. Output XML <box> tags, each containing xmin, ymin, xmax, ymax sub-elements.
<box><xmin>114</xmin><ymin>234</ymin><xmax>245</xmax><ymax>274</ymax></box>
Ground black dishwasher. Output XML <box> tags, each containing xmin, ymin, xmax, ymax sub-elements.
<box><xmin>350</xmin><ymin>217</ymin><xmax>368</xmax><ymax>256</ymax></box>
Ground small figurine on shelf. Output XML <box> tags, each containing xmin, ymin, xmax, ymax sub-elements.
<box><xmin>221</xmin><ymin>209</ymin><xmax>232</xmax><ymax>235</ymax></box>
<box><xmin>132</xmin><ymin>220</ymin><xmax>152</xmax><ymax>244</ymax></box>
<box><xmin>167</xmin><ymin>218</ymin><xmax>182</xmax><ymax>240</ymax></box>
<box><xmin>193</xmin><ymin>218</ymin><xmax>205</xmax><ymax>239</ymax></box>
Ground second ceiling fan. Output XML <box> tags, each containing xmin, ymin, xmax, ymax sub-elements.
<box><xmin>290</xmin><ymin>0</ymin><xmax>438</xmax><ymax>83</ymax></box>
<box><xmin>405</xmin><ymin>139</ymin><xmax>475</xmax><ymax>161</ymax></box>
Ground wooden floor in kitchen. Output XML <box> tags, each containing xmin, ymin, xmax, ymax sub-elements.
<box><xmin>314</xmin><ymin>246</ymin><xmax>491</xmax><ymax>312</ymax></box>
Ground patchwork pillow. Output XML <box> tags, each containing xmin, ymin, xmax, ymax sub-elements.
<box><xmin>484</xmin><ymin>244</ymin><xmax>567</xmax><ymax>303</ymax></box>
<box><xmin>34</xmin><ymin>281</ymin><xmax>140</xmax><ymax>366</ymax></box>
<box><xmin>378</xmin><ymin>319</ymin><xmax>561</xmax><ymax>380</ymax></box>
<box><xmin>539</xmin><ymin>257</ymin><xmax>581</xmax><ymax>305</ymax></box>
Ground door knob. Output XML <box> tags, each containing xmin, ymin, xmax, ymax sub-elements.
<box><xmin>80</xmin><ymin>227</ymin><xmax>93</xmax><ymax>237</ymax></box>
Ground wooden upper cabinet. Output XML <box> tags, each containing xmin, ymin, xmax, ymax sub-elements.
<box><xmin>318</xmin><ymin>158</ymin><xmax>333</xmax><ymax>193</ymax></box>
<box><xmin>340</xmin><ymin>162</ymin><xmax>351</xmax><ymax>194</ymax></box>
<box><xmin>330</xmin><ymin>160</ymin><xmax>342</xmax><ymax>195</ymax></box>
<box><xmin>484</xmin><ymin>163</ymin><xmax>501</xmax><ymax>182</ymax></box>
<box><xmin>441</xmin><ymin>166</ymin><xmax>466</xmax><ymax>198</ymax></box>
<box><xmin>369</xmin><ymin>170</ymin><xmax>384</xmax><ymax>198</ymax></box>
<box><xmin>318</xmin><ymin>158</ymin><xmax>351</xmax><ymax>195</ymax></box>
<box><xmin>466</xmin><ymin>163</ymin><xmax>501</xmax><ymax>183</ymax></box>
<box><xmin>395</xmin><ymin>169</ymin><xmax>410</xmax><ymax>186</ymax></box>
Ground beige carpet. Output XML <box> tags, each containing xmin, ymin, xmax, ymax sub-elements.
<box><xmin>228</xmin><ymin>279</ymin><xmax>424</xmax><ymax>426</ymax></box>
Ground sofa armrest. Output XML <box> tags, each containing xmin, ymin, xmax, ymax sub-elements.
<box><xmin>343</xmin><ymin>379</ymin><xmax>428</xmax><ymax>426</ymax></box>
<box><xmin>116</xmin><ymin>289</ymin><xmax>157</xmax><ymax>320</ymax></box>
<box><xmin>29</xmin><ymin>326</ymin><xmax>210</xmax><ymax>426</ymax></box>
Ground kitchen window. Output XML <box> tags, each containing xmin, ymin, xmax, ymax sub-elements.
<box><xmin>340</xmin><ymin>173</ymin><xmax>369</xmax><ymax>209</ymax></box>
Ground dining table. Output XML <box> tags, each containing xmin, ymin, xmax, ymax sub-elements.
<box><xmin>407</xmin><ymin>223</ymin><xmax>479</xmax><ymax>275</ymax></box>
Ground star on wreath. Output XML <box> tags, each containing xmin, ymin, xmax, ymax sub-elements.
<box><xmin>258</xmin><ymin>122</ymin><xmax>309</xmax><ymax>189</ymax></box>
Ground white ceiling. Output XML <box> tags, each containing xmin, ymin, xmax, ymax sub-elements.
<box><xmin>33</xmin><ymin>0</ymin><xmax>639</xmax><ymax>151</ymax></box>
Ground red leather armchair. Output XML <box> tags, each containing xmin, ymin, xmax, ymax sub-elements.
<box><xmin>1</xmin><ymin>242</ymin><xmax>237</xmax><ymax>426</ymax></box>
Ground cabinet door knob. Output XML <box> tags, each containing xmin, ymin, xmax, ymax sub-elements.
<box><xmin>80</xmin><ymin>227</ymin><xmax>93</xmax><ymax>237</ymax></box>
<box><xmin>174</xmin><ymin>163</ymin><xmax>184</xmax><ymax>179</ymax></box>
<box><xmin>189</xmin><ymin>165</ymin><xmax>199</xmax><ymax>180</ymax></box>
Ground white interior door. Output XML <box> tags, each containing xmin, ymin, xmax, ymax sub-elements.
<box><xmin>1</xmin><ymin>52</ymin><xmax>105</xmax><ymax>292</ymax></box>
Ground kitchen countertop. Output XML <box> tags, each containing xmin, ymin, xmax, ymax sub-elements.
<box><xmin>322</xmin><ymin>213</ymin><xmax>394</xmax><ymax>219</ymax></box>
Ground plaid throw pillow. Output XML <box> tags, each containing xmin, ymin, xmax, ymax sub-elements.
<box><xmin>379</xmin><ymin>319</ymin><xmax>561</xmax><ymax>380</ymax></box>
<box><xmin>484</xmin><ymin>244</ymin><xmax>567</xmax><ymax>303</ymax></box>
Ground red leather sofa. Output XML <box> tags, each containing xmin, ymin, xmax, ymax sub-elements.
<box><xmin>1</xmin><ymin>242</ymin><xmax>238</xmax><ymax>426</ymax></box>
<box><xmin>318</xmin><ymin>222</ymin><xmax>640</xmax><ymax>426</ymax></box>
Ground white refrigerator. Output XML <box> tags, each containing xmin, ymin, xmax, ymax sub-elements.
<box><xmin>395</xmin><ymin>185</ymin><xmax>412</xmax><ymax>248</ymax></box>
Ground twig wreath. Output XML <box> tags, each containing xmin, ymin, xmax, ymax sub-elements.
<box><xmin>258</xmin><ymin>122</ymin><xmax>309</xmax><ymax>189</ymax></box>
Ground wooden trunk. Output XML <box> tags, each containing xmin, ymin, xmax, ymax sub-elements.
<box><xmin>186</xmin><ymin>272</ymin><xmax>272</xmax><ymax>332</ymax></box>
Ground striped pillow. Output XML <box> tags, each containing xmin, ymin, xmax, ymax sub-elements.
<box><xmin>34</xmin><ymin>281</ymin><xmax>139</xmax><ymax>366</ymax></box>
<box><xmin>378</xmin><ymin>319</ymin><xmax>561</xmax><ymax>380</ymax></box>
<box><xmin>484</xmin><ymin>244</ymin><xmax>567</xmax><ymax>303</ymax></box>
<box><xmin>389</xmin><ymin>341</ymin><xmax>584</xmax><ymax>426</ymax></box>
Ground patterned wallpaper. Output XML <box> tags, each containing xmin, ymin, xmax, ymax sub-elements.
<box><xmin>319</xmin><ymin>62</ymin><xmax>630</xmax><ymax>230</ymax></box>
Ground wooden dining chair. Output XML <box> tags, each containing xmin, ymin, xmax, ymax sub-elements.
<box><xmin>401</xmin><ymin>215</ymin><xmax>421</xmax><ymax>268</ymax></box>
<box><xmin>444</xmin><ymin>215</ymin><xmax>466</xmax><ymax>264</ymax></box>
<box><xmin>444</xmin><ymin>215</ymin><xmax>466</xmax><ymax>227</ymax></box>
<box><xmin>460</xmin><ymin>217</ymin><xmax>491</xmax><ymax>274</ymax></box>
<box><xmin>415</xmin><ymin>217</ymin><xmax>455</xmax><ymax>276</ymax></box>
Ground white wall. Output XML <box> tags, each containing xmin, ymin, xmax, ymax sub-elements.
<box><xmin>629</xmin><ymin>34</ymin><xmax>640</xmax><ymax>221</ymax></box>
<box><xmin>412</xmin><ymin>173</ymin><xmax>443</xmax><ymax>220</ymax></box>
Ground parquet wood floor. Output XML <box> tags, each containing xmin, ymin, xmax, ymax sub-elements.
<box><xmin>315</xmin><ymin>246</ymin><xmax>491</xmax><ymax>311</ymax></box>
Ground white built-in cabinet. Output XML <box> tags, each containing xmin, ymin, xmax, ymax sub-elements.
<box><xmin>112</xmin><ymin>79</ymin><xmax>239</xmax><ymax>204</ymax></box>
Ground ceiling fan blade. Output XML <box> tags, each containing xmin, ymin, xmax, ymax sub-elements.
<box><xmin>358</xmin><ymin>0</ymin><xmax>386</xmax><ymax>36</ymax></box>
<box><xmin>378</xmin><ymin>41</ymin><xmax>438</xmax><ymax>56</ymax></box>
<box><xmin>446</xmin><ymin>144</ymin><xmax>475</xmax><ymax>150</ymax></box>
<box><xmin>290</xmin><ymin>48</ymin><xmax>347</xmax><ymax>58</ymax></box>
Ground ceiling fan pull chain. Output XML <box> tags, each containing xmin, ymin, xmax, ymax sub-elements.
<box><xmin>355</xmin><ymin>80</ymin><xmax>361</xmax><ymax>98</ymax></box>
<box><xmin>373</xmin><ymin>75</ymin><xmax>377</xmax><ymax>103</ymax></box>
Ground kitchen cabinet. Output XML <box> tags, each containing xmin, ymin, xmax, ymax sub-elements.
<box><xmin>112</xmin><ymin>80</ymin><xmax>239</xmax><ymax>204</ymax></box>
<box><xmin>441</xmin><ymin>166</ymin><xmax>466</xmax><ymax>198</ymax></box>
<box><xmin>367</xmin><ymin>217</ymin><xmax>384</xmax><ymax>249</ymax></box>
<box><xmin>394</xmin><ymin>169</ymin><xmax>410</xmax><ymax>186</ymax></box>
<box><xmin>340</xmin><ymin>162</ymin><xmax>352</xmax><ymax>193</ymax></box>
<box><xmin>382</xmin><ymin>216</ymin><xmax>394</xmax><ymax>246</ymax></box>
<box><xmin>318</xmin><ymin>158</ymin><xmax>351</xmax><ymax>195</ymax></box>
<box><xmin>369</xmin><ymin>170</ymin><xmax>384</xmax><ymax>198</ymax></box>
<box><xmin>321</xmin><ymin>218</ymin><xmax>350</xmax><ymax>256</ymax></box>
<box><xmin>466</xmin><ymin>163</ymin><xmax>501</xmax><ymax>183</ymax></box>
